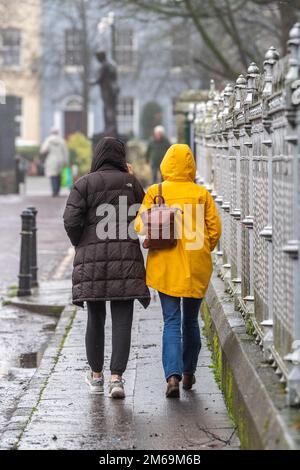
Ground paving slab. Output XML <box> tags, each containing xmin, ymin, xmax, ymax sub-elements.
<box><xmin>8</xmin><ymin>280</ymin><xmax>72</xmax><ymax>315</ymax></box>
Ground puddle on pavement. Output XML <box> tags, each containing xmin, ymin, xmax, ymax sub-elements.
<box><xmin>0</xmin><ymin>307</ymin><xmax>58</xmax><ymax>428</ymax></box>
<box><xmin>42</xmin><ymin>323</ymin><xmax>56</xmax><ymax>332</ymax></box>
<box><xmin>18</xmin><ymin>352</ymin><xmax>40</xmax><ymax>368</ymax></box>
<box><xmin>18</xmin><ymin>341</ymin><xmax>49</xmax><ymax>369</ymax></box>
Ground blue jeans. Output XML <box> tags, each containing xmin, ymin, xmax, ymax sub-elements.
<box><xmin>50</xmin><ymin>175</ymin><xmax>61</xmax><ymax>197</ymax></box>
<box><xmin>158</xmin><ymin>292</ymin><xmax>202</xmax><ymax>381</ymax></box>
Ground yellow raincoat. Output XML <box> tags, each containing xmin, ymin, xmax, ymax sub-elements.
<box><xmin>135</xmin><ymin>144</ymin><xmax>221</xmax><ymax>298</ymax></box>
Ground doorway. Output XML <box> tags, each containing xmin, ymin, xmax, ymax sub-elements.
<box><xmin>64</xmin><ymin>98</ymin><xmax>87</xmax><ymax>138</ymax></box>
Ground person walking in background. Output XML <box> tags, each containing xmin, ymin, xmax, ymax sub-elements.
<box><xmin>63</xmin><ymin>137</ymin><xmax>150</xmax><ymax>399</ymax></box>
<box><xmin>146</xmin><ymin>126</ymin><xmax>171</xmax><ymax>183</ymax></box>
<box><xmin>40</xmin><ymin>127</ymin><xmax>69</xmax><ymax>197</ymax></box>
<box><xmin>135</xmin><ymin>144</ymin><xmax>221</xmax><ymax>398</ymax></box>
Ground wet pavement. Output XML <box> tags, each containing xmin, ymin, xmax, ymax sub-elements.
<box><xmin>0</xmin><ymin>305</ymin><xmax>57</xmax><ymax>431</ymax></box>
<box><xmin>0</xmin><ymin>297</ymin><xmax>240</xmax><ymax>450</ymax></box>
<box><xmin>0</xmin><ymin>177</ymin><xmax>71</xmax><ymax>434</ymax></box>
<box><xmin>0</xmin><ymin>177</ymin><xmax>239</xmax><ymax>450</ymax></box>
<box><xmin>9</xmin><ymin>279</ymin><xmax>73</xmax><ymax>314</ymax></box>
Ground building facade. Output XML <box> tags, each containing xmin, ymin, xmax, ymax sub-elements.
<box><xmin>0</xmin><ymin>0</ymin><xmax>41</xmax><ymax>146</ymax></box>
<box><xmin>40</xmin><ymin>0</ymin><xmax>201</xmax><ymax>143</ymax></box>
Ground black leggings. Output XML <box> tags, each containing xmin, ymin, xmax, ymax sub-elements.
<box><xmin>86</xmin><ymin>300</ymin><xmax>134</xmax><ymax>376</ymax></box>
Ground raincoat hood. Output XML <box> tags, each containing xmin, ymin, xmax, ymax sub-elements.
<box><xmin>91</xmin><ymin>137</ymin><xmax>128</xmax><ymax>173</ymax></box>
<box><xmin>160</xmin><ymin>144</ymin><xmax>196</xmax><ymax>182</ymax></box>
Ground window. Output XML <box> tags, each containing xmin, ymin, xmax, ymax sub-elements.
<box><xmin>14</xmin><ymin>97</ymin><xmax>23</xmax><ymax>138</ymax></box>
<box><xmin>0</xmin><ymin>28</ymin><xmax>21</xmax><ymax>68</ymax></box>
<box><xmin>171</xmin><ymin>32</ymin><xmax>190</xmax><ymax>68</ymax></box>
<box><xmin>114</xmin><ymin>28</ymin><xmax>137</xmax><ymax>68</ymax></box>
<box><xmin>65</xmin><ymin>29</ymin><xmax>82</xmax><ymax>66</ymax></box>
<box><xmin>117</xmin><ymin>97</ymin><xmax>135</xmax><ymax>134</ymax></box>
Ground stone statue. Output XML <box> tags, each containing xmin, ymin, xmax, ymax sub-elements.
<box><xmin>91</xmin><ymin>51</ymin><xmax>119</xmax><ymax>136</ymax></box>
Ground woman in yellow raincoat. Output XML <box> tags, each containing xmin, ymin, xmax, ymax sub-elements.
<box><xmin>135</xmin><ymin>144</ymin><xmax>221</xmax><ymax>398</ymax></box>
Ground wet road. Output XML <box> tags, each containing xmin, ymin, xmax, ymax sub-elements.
<box><xmin>0</xmin><ymin>177</ymin><xmax>70</xmax><ymax>292</ymax></box>
<box><xmin>5</xmin><ymin>299</ymin><xmax>239</xmax><ymax>450</ymax></box>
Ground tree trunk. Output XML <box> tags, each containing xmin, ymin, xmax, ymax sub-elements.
<box><xmin>279</xmin><ymin>3</ymin><xmax>298</xmax><ymax>56</ymax></box>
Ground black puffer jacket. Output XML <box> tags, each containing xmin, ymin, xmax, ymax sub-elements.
<box><xmin>63</xmin><ymin>137</ymin><xmax>150</xmax><ymax>309</ymax></box>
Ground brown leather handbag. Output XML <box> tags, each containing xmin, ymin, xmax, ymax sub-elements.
<box><xmin>141</xmin><ymin>183</ymin><xmax>180</xmax><ymax>250</ymax></box>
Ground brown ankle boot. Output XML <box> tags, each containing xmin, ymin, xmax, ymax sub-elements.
<box><xmin>166</xmin><ymin>375</ymin><xmax>180</xmax><ymax>398</ymax></box>
<box><xmin>182</xmin><ymin>374</ymin><xmax>196</xmax><ymax>390</ymax></box>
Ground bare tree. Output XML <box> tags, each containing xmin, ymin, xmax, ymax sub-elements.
<box><xmin>108</xmin><ymin>0</ymin><xmax>300</xmax><ymax>81</ymax></box>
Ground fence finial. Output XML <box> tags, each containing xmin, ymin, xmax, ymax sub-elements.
<box><xmin>205</xmin><ymin>99</ymin><xmax>214</xmax><ymax>128</ymax></box>
<box><xmin>209</xmin><ymin>79</ymin><xmax>216</xmax><ymax>99</ymax></box>
<box><xmin>217</xmin><ymin>90</ymin><xmax>225</xmax><ymax>121</ymax></box>
<box><xmin>223</xmin><ymin>83</ymin><xmax>234</xmax><ymax>116</ymax></box>
<box><xmin>245</xmin><ymin>62</ymin><xmax>260</xmax><ymax>104</ymax></box>
<box><xmin>287</xmin><ymin>22</ymin><xmax>300</xmax><ymax>81</ymax></box>
<box><xmin>234</xmin><ymin>74</ymin><xmax>247</xmax><ymax>111</ymax></box>
<box><xmin>263</xmin><ymin>46</ymin><xmax>279</xmax><ymax>96</ymax></box>
<box><xmin>212</xmin><ymin>91</ymin><xmax>220</xmax><ymax>123</ymax></box>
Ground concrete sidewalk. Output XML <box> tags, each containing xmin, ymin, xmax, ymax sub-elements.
<box><xmin>0</xmin><ymin>296</ymin><xmax>240</xmax><ymax>450</ymax></box>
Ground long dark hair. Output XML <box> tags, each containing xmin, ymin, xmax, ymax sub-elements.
<box><xmin>90</xmin><ymin>137</ymin><xmax>128</xmax><ymax>173</ymax></box>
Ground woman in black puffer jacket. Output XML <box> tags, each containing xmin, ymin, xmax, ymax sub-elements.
<box><xmin>63</xmin><ymin>137</ymin><xmax>150</xmax><ymax>398</ymax></box>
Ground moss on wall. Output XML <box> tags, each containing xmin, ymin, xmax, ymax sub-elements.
<box><xmin>201</xmin><ymin>299</ymin><xmax>257</xmax><ymax>449</ymax></box>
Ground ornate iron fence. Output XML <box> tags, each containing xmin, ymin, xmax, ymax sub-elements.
<box><xmin>192</xmin><ymin>23</ymin><xmax>300</xmax><ymax>406</ymax></box>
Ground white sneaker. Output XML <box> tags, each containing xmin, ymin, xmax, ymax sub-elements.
<box><xmin>85</xmin><ymin>370</ymin><xmax>104</xmax><ymax>395</ymax></box>
<box><xmin>109</xmin><ymin>379</ymin><xmax>125</xmax><ymax>399</ymax></box>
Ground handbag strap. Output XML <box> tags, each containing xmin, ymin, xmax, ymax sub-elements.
<box><xmin>153</xmin><ymin>183</ymin><xmax>165</xmax><ymax>206</ymax></box>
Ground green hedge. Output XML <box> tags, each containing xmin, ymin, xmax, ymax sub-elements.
<box><xmin>67</xmin><ymin>132</ymin><xmax>92</xmax><ymax>176</ymax></box>
<box><xmin>16</xmin><ymin>146</ymin><xmax>40</xmax><ymax>161</ymax></box>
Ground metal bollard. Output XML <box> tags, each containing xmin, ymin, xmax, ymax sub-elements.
<box><xmin>27</xmin><ymin>206</ymin><xmax>38</xmax><ymax>287</ymax></box>
<box><xmin>17</xmin><ymin>210</ymin><xmax>33</xmax><ymax>297</ymax></box>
